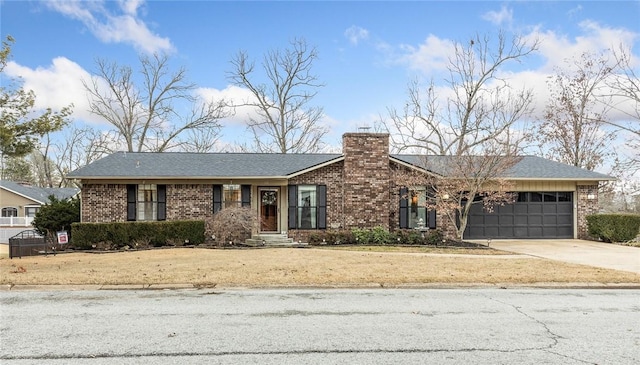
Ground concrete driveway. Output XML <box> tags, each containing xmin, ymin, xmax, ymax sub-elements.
<box><xmin>483</xmin><ymin>239</ymin><xmax>640</xmax><ymax>274</ymax></box>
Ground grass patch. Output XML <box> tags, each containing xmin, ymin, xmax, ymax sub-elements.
<box><xmin>1</xmin><ymin>247</ymin><xmax>638</xmax><ymax>286</ymax></box>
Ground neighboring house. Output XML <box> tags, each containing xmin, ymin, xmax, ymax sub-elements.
<box><xmin>67</xmin><ymin>133</ymin><xmax>614</xmax><ymax>241</ymax></box>
<box><xmin>0</xmin><ymin>180</ymin><xmax>79</xmax><ymax>243</ymax></box>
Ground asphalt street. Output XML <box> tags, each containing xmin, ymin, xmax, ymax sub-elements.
<box><xmin>1</xmin><ymin>288</ymin><xmax>638</xmax><ymax>364</ymax></box>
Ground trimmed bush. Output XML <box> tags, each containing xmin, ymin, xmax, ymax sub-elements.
<box><xmin>307</xmin><ymin>228</ymin><xmax>444</xmax><ymax>246</ymax></box>
<box><xmin>71</xmin><ymin>220</ymin><xmax>205</xmax><ymax>250</ymax></box>
<box><xmin>586</xmin><ymin>214</ymin><xmax>640</xmax><ymax>243</ymax></box>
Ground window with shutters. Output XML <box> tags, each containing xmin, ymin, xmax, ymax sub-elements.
<box><xmin>127</xmin><ymin>184</ymin><xmax>166</xmax><ymax>221</ymax></box>
<box><xmin>213</xmin><ymin>184</ymin><xmax>251</xmax><ymax>214</ymax></box>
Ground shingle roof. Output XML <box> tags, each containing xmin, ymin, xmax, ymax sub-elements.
<box><xmin>0</xmin><ymin>180</ymin><xmax>79</xmax><ymax>204</ymax></box>
<box><xmin>67</xmin><ymin>152</ymin><xmax>344</xmax><ymax>179</ymax></box>
<box><xmin>391</xmin><ymin>155</ymin><xmax>615</xmax><ymax>180</ymax></box>
<box><xmin>67</xmin><ymin>151</ymin><xmax>613</xmax><ymax>181</ymax></box>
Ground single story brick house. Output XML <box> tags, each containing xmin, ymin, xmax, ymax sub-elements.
<box><xmin>67</xmin><ymin>133</ymin><xmax>614</xmax><ymax>241</ymax></box>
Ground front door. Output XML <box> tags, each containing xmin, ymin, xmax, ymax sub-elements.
<box><xmin>259</xmin><ymin>188</ymin><xmax>279</xmax><ymax>232</ymax></box>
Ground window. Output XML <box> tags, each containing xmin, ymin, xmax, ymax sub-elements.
<box><xmin>298</xmin><ymin>185</ymin><xmax>317</xmax><ymax>229</ymax></box>
<box><xmin>543</xmin><ymin>192</ymin><xmax>557</xmax><ymax>202</ymax></box>
<box><xmin>25</xmin><ymin>207</ymin><xmax>39</xmax><ymax>217</ymax></box>
<box><xmin>2</xmin><ymin>207</ymin><xmax>18</xmax><ymax>217</ymax></box>
<box><xmin>223</xmin><ymin>185</ymin><xmax>242</xmax><ymax>208</ymax></box>
<box><xmin>557</xmin><ymin>192</ymin><xmax>572</xmax><ymax>202</ymax></box>
<box><xmin>127</xmin><ymin>184</ymin><xmax>166</xmax><ymax>221</ymax></box>
<box><xmin>409</xmin><ymin>188</ymin><xmax>428</xmax><ymax>229</ymax></box>
<box><xmin>517</xmin><ymin>192</ymin><xmax>528</xmax><ymax>202</ymax></box>
<box><xmin>137</xmin><ymin>184</ymin><xmax>158</xmax><ymax>221</ymax></box>
<box><xmin>399</xmin><ymin>187</ymin><xmax>436</xmax><ymax>229</ymax></box>
<box><xmin>288</xmin><ymin>185</ymin><xmax>326</xmax><ymax>230</ymax></box>
<box><xmin>213</xmin><ymin>185</ymin><xmax>251</xmax><ymax>213</ymax></box>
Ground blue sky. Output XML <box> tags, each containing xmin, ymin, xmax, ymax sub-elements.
<box><xmin>2</xmin><ymin>0</ymin><xmax>639</xmax><ymax>152</ymax></box>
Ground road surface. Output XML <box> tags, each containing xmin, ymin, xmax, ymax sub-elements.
<box><xmin>1</xmin><ymin>288</ymin><xmax>638</xmax><ymax>364</ymax></box>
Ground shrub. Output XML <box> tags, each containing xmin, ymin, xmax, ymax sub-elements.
<box><xmin>586</xmin><ymin>214</ymin><xmax>640</xmax><ymax>243</ymax></box>
<box><xmin>32</xmin><ymin>195</ymin><xmax>80</xmax><ymax>243</ymax></box>
<box><xmin>71</xmin><ymin>220</ymin><xmax>205</xmax><ymax>250</ymax></box>
<box><xmin>206</xmin><ymin>207</ymin><xmax>258</xmax><ymax>246</ymax></box>
<box><xmin>352</xmin><ymin>226</ymin><xmax>393</xmax><ymax>245</ymax></box>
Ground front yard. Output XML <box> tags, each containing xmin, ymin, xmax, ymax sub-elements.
<box><xmin>1</xmin><ymin>246</ymin><xmax>639</xmax><ymax>287</ymax></box>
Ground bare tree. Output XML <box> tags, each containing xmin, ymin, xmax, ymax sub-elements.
<box><xmin>384</xmin><ymin>32</ymin><xmax>537</xmax><ymax>239</ymax></box>
<box><xmin>227</xmin><ymin>38</ymin><xmax>328</xmax><ymax>153</ymax></box>
<box><xmin>84</xmin><ymin>53</ymin><xmax>228</xmax><ymax>153</ymax></box>
<box><xmin>606</xmin><ymin>46</ymin><xmax>640</xmax><ymax>174</ymax></box>
<box><xmin>182</xmin><ymin>125</ymin><xmax>222</xmax><ymax>153</ymax></box>
<box><xmin>52</xmin><ymin>127</ymin><xmax>116</xmax><ymax>187</ymax></box>
<box><xmin>537</xmin><ymin>51</ymin><xmax>619</xmax><ymax>171</ymax></box>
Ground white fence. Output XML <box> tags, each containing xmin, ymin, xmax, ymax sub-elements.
<box><xmin>0</xmin><ymin>217</ymin><xmax>34</xmax><ymax>227</ymax></box>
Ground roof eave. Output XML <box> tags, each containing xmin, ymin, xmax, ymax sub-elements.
<box><xmin>286</xmin><ymin>156</ymin><xmax>345</xmax><ymax>178</ymax></box>
<box><xmin>0</xmin><ymin>186</ymin><xmax>44</xmax><ymax>204</ymax></box>
<box><xmin>389</xmin><ymin>156</ymin><xmax>442</xmax><ymax>178</ymax></box>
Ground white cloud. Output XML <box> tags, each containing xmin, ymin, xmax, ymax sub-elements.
<box><xmin>45</xmin><ymin>0</ymin><xmax>174</xmax><ymax>54</ymax></box>
<box><xmin>397</xmin><ymin>34</ymin><xmax>455</xmax><ymax>74</ymax></box>
<box><xmin>390</xmin><ymin>20</ymin><xmax>639</xmax><ymax>124</ymax></box>
<box><xmin>195</xmin><ymin>85</ymin><xmax>262</xmax><ymax>127</ymax></box>
<box><xmin>344</xmin><ymin>26</ymin><xmax>370</xmax><ymax>45</ymax></box>
<box><xmin>482</xmin><ymin>5</ymin><xmax>513</xmax><ymax>27</ymax></box>
<box><xmin>4</xmin><ymin>57</ymin><xmax>108</xmax><ymax>126</ymax></box>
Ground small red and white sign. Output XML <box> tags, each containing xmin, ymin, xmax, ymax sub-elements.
<box><xmin>57</xmin><ymin>231</ymin><xmax>68</xmax><ymax>244</ymax></box>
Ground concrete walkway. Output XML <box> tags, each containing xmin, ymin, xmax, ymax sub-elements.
<box><xmin>478</xmin><ymin>239</ymin><xmax>640</xmax><ymax>274</ymax></box>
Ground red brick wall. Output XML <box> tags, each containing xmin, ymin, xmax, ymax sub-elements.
<box><xmin>342</xmin><ymin>133</ymin><xmax>390</xmax><ymax>229</ymax></box>
<box><xmin>81</xmin><ymin>183</ymin><xmax>215</xmax><ymax>223</ymax></box>
<box><xmin>81</xmin><ymin>184</ymin><xmax>128</xmax><ymax>222</ymax></box>
<box><xmin>166</xmin><ymin>184</ymin><xmax>213</xmax><ymax>221</ymax></box>
<box><xmin>577</xmin><ymin>184</ymin><xmax>599</xmax><ymax>239</ymax></box>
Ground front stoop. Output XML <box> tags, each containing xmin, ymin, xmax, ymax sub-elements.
<box><xmin>244</xmin><ymin>234</ymin><xmax>308</xmax><ymax>247</ymax></box>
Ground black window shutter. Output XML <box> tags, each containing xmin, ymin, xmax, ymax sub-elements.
<box><xmin>127</xmin><ymin>185</ymin><xmax>136</xmax><ymax>221</ymax></box>
<box><xmin>213</xmin><ymin>185</ymin><xmax>222</xmax><ymax>214</ymax></box>
<box><xmin>426</xmin><ymin>186</ymin><xmax>436</xmax><ymax>229</ymax></box>
<box><xmin>428</xmin><ymin>209</ymin><xmax>436</xmax><ymax>229</ymax></box>
<box><xmin>288</xmin><ymin>185</ymin><xmax>297</xmax><ymax>229</ymax></box>
<box><xmin>241</xmin><ymin>185</ymin><xmax>251</xmax><ymax>207</ymax></box>
<box><xmin>399</xmin><ymin>187</ymin><xmax>408</xmax><ymax>229</ymax></box>
<box><xmin>157</xmin><ymin>185</ymin><xmax>166</xmax><ymax>221</ymax></box>
<box><xmin>317</xmin><ymin>185</ymin><xmax>327</xmax><ymax>229</ymax></box>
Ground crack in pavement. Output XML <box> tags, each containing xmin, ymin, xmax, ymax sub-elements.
<box><xmin>0</xmin><ymin>346</ymin><xmax>574</xmax><ymax>360</ymax></box>
<box><xmin>484</xmin><ymin>294</ymin><xmax>598</xmax><ymax>365</ymax></box>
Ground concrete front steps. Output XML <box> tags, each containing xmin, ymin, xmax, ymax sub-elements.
<box><xmin>244</xmin><ymin>234</ymin><xmax>308</xmax><ymax>247</ymax></box>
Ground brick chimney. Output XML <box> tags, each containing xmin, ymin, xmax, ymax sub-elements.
<box><xmin>342</xmin><ymin>133</ymin><xmax>390</xmax><ymax>229</ymax></box>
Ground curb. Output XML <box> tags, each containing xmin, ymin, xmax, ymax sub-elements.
<box><xmin>3</xmin><ymin>282</ymin><xmax>640</xmax><ymax>291</ymax></box>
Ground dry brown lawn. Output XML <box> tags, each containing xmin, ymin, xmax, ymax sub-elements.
<box><xmin>1</xmin><ymin>246</ymin><xmax>639</xmax><ymax>287</ymax></box>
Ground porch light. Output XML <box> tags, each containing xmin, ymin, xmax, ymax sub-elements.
<box><xmin>442</xmin><ymin>194</ymin><xmax>450</xmax><ymax>200</ymax></box>
<box><xmin>587</xmin><ymin>193</ymin><xmax>596</xmax><ymax>200</ymax></box>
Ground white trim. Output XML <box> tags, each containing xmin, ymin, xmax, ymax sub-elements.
<box><xmin>286</xmin><ymin>156</ymin><xmax>345</xmax><ymax>178</ymax></box>
<box><xmin>389</xmin><ymin>156</ymin><xmax>443</xmax><ymax>178</ymax></box>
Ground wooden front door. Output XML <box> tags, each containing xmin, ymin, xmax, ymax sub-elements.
<box><xmin>259</xmin><ymin>188</ymin><xmax>279</xmax><ymax>232</ymax></box>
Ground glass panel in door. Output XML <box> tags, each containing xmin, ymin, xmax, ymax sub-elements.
<box><xmin>260</xmin><ymin>189</ymin><xmax>279</xmax><ymax>232</ymax></box>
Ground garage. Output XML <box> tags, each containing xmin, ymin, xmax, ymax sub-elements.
<box><xmin>464</xmin><ymin>192</ymin><xmax>574</xmax><ymax>239</ymax></box>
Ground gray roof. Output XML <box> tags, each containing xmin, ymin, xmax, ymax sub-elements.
<box><xmin>391</xmin><ymin>155</ymin><xmax>615</xmax><ymax>181</ymax></box>
<box><xmin>67</xmin><ymin>152</ymin><xmax>343</xmax><ymax>179</ymax></box>
<box><xmin>67</xmin><ymin>151</ymin><xmax>614</xmax><ymax>181</ymax></box>
<box><xmin>0</xmin><ymin>180</ymin><xmax>79</xmax><ymax>204</ymax></box>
